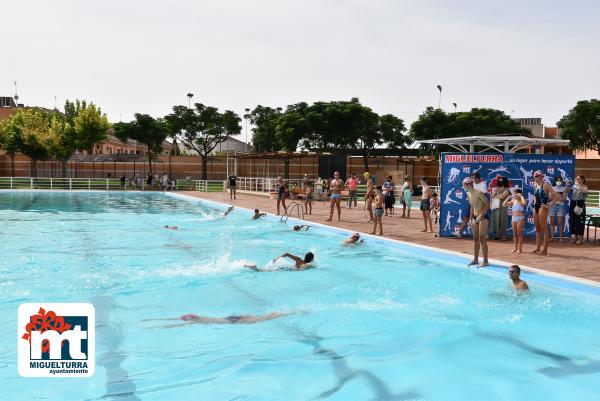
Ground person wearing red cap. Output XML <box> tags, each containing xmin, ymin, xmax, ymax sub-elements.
<box><xmin>463</xmin><ymin>177</ymin><xmax>490</xmax><ymax>267</ymax></box>
<box><xmin>326</xmin><ymin>171</ymin><xmax>344</xmax><ymax>222</ymax></box>
<box><xmin>531</xmin><ymin>170</ymin><xmax>558</xmax><ymax>255</ymax></box>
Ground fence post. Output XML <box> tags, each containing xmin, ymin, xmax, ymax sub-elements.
<box><xmin>70</xmin><ymin>178</ymin><xmax>72</xmax><ymax>190</ymax></box>
<box><xmin>30</xmin><ymin>177</ymin><xmax>33</xmax><ymax>189</ymax></box>
<box><xmin>50</xmin><ymin>178</ymin><xmax>53</xmax><ymax>190</ymax></box>
<box><xmin>10</xmin><ymin>177</ymin><xmax>13</xmax><ymax>189</ymax></box>
<box><xmin>106</xmin><ymin>179</ymin><xmax>109</xmax><ymax>190</ymax></box>
<box><xmin>88</xmin><ymin>179</ymin><xmax>91</xmax><ymax>190</ymax></box>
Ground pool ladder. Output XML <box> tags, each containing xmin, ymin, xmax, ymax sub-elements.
<box><xmin>280</xmin><ymin>202</ymin><xmax>304</xmax><ymax>223</ymax></box>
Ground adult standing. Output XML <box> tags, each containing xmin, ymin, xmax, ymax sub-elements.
<box><xmin>346</xmin><ymin>173</ymin><xmax>359</xmax><ymax>209</ymax></box>
<box><xmin>419</xmin><ymin>177</ymin><xmax>433</xmax><ymax>232</ymax></box>
<box><xmin>383</xmin><ymin>175</ymin><xmax>395</xmax><ymax>216</ymax></box>
<box><xmin>490</xmin><ymin>176</ymin><xmax>510</xmax><ymax>240</ymax></box>
<box><xmin>549</xmin><ymin>175</ymin><xmax>566</xmax><ymax>242</ymax></box>
<box><xmin>567</xmin><ymin>175</ymin><xmax>588</xmax><ymax>245</ymax></box>
<box><xmin>228</xmin><ymin>174</ymin><xmax>237</xmax><ymax>200</ymax></box>
<box><xmin>275</xmin><ymin>176</ymin><xmax>286</xmax><ymax>215</ymax></box>
<box><xmin>400</xmin><ymin>176</ymin><xmax>413</xmax><ymax>218</ymax></box>
<box><xmin>531</xmin><ymin>170</ymin><xmax>558</xmax><ymax>255</ymax></box>
<box><xmin>463</xmin><ymin>177</ymin><xmax>490</xmax><ymax>267</ymax></box>
<box><xmin>326</xmin><ymin>171</ymin><xmax>344</xmax><ymax>222</ymax></box>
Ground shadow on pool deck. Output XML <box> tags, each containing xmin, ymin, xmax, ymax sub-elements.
<box><xmin>178</xmin><ymin>191</ymin><xmax>600</xmax><ymax>284</ymax></box>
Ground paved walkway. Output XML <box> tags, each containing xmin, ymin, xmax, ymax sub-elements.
<box><xmin>180</xmin><ymin>191</ymin><xmax>600</xmax><ymax>283</ymax></box>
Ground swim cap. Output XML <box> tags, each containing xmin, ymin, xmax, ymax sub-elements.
<box><xmin>364</xmin><ymin>172</ymin><xmax>370</xmax><ymax>177</ymax></box>
<box><xmin>462</xmin><ymin>177</ymin><xmax>474</xmax><ymax>185</ymax></box>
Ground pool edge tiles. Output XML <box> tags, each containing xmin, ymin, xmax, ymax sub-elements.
<box><xmin>164</xmin><ymin>191</ymin><xmax>600</xmax><ymax>297</ymax></box>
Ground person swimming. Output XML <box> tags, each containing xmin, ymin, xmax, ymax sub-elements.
<box><xmin>163</xmin><ymin>225</ymin><xmax>178</xmax><ymax>230</ymax></box>
<box><xmin>343</xmin><ymin>232</ymin><xmax>364</xmax><ymax>245</ymax></box>
<box><xmin>252</xmin><ymin>209</ymin><xmax>267</xmax><ymax>220</ymax></box>
<box><xmin>146</xmin><ymin>312</ymin><xmax>287</xmax><ymax>328</ymax></box>
<box><xmin>293</xmin><ymin>225</ymin><xmax>311</xmax><ymax>231</ymax></box>
<box><xmin>223</xmin><ymin>206</ymin><xmax>234</xmax><ymax>216</ymax></box>
<box><xmin>245</xmin><ymin>252</ymin><xmax>315</xmax><ymax>271</ymax></box>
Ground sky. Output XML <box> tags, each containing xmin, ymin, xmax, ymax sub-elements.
<box><xmin>3</xmin><ymin>0</ymin><xmax>600</xmax><ymax>141</ymax></box>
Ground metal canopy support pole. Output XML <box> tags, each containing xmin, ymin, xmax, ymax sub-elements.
<box><xmin>469</xmin><ymin>144</ymin><xmax>475</xmax><ymax>153</ymax></box>
<box><xmin>504</xmin><ymin>141</ymin><xmax>510</xmax><ymax>153</ymax></box>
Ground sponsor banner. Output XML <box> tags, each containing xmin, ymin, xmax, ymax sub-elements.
<box><xmin>18</xmin><ymin>303</ymin><xmax>95</xmax><ymax>377</ymax></box>
<box><xmin>440</xmin><ymin>153</ymin><xmax>575</xmax><ymax>238</ymax></box>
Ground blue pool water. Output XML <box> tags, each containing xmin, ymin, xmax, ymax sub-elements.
<box><xmin>1</xmin><ymin>191</ymin><xmax>600</xmax><ymax>401</ymax></box>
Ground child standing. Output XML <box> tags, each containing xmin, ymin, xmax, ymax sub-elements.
<box><xmin>371</xmin><ymin>186</ymin><xmax>384</xmax><ymax>235</ymax></box>
<box><xmin>430</xmin><ymin>192</ymin><xmax>440</xmax><ymax>224</ymax></box>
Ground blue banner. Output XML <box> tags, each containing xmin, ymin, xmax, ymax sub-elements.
<box><xmin>439</xmin><ymin>153</ymin><xmax>576</xmax><ymax>237</ymax></box>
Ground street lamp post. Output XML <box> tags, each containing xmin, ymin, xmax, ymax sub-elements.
<box><xmin>436</xmin><ymin>85</ymin><xmax>442</xmax><ymax>109</ymax></box>
<box><xmin>187</xmin><ymin>93</ymin><xmax>194</xmax><ymax>109</ymax></box>
<box><xmin>244</xmin><ymin>108</ymin><xmax>251</xmax><ymax>153</ymax></box>
<box><xmin>452</xmin><ymin>102</ymin><xmax>457</xmax><ymax>112</ymax></box>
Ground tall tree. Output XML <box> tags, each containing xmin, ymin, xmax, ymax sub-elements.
<box><xmin>409</xmin><ymin>107</ymin><xmax>529</xmax><ymax>154</ymax></box>
<box><xmin>0</xmin><ymin>113</ymin><xmax>24</xmax><ymax>176</ymax></box>
<box><xmin>248</xmin><ymin>105</ymin><xmax>282</xmax><ymax>153</ymax></box>
<box><xmin>114</xmin><ymin>114</ymin><xmax>169</xmax><ymax>174</ymax></box>
<box><xmin>10</xmin><ymin>109</ymin><xmax>52</xmax><ymax>177</ymax></box>
<box><xmin>558</xmin><ymin>99</ymin><xmax>600</xmax><ymax>154</ymax></box>
<box><xmin>275</xmin><ymin>102</ymin><xmax>311</xmax><ymax>151</ymax></box>
<box><xmin>165</xmin><ymin>104</ymin><xmax>241</xmax><ymax>180</ymax></box>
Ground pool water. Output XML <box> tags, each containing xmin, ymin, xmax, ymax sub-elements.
<box><xmin>1</xmin><ymin>191</ymin><xmax>599</xmax><ymax>401</ymax></box>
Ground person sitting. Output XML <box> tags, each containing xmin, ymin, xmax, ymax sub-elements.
<box><xmin>509</xmin><ymin>265</ymin><xmax>529</xmax><ymax>291</ymax></box>
<box><xmin>252</xmin><ymin>209</ymin><xmax>267</xmax><ymax>220</ymax></box>
<box><xmin>343</xmin><ymin>232</ymin><xmax>364</xmax><ymax>245</ymax></box>
<box><xmin>293</xmin><ymin>225</ymin><xmax>311</xmax><ymax>231</ymax></box>
<box><xmin>245</xmin><ymin>252</ymin><xmax>315</xmax><ymax>271</ymax></box>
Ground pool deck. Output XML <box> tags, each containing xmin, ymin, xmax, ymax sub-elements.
<box><xmin>180</xmin><ymin>191</ymin><xmax>600</xmax><ymax>283</ymax></box>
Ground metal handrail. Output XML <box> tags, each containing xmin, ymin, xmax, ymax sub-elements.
<box><xmin>280</xmin><ymin>201</ymin><xmax>305</xmax><ymax>223</ymax></box>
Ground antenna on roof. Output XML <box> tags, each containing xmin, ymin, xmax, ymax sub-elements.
<box><xmin>13</xmin><ymin>81</ymin><xmax>19</xmax><ymax>105</ymax></box>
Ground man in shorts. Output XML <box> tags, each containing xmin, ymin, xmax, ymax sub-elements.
<box><xmin>463</xmin><ymin>177</ymin><xmax>490</xmax><ymax>267</ymax></box>
<box><xmin>228</xmin><ymin>174</ymin><xmax>237</xmax><ymax>199</ymax></box>
<box><xmin>326</xmin><ymin>171</ymin><xmax>344</xmax><ymax>222</ymax></box>
<box><xmin>419</xmin><ymin>177</ymin><xmax>433</xmax><ymax>232</ymax></box>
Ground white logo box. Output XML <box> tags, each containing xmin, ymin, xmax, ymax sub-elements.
<box><xmin>18</xmin><ymin>303</ymin><xmax>95</xmax><ymax>378</ymax></box>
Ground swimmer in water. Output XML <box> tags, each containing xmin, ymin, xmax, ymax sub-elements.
<box><xmin>245</xmin><ymin>252</ymin><xmax>315</xmax><ymax>271</ymax></box>
<box><xmin>163</xmin><ymin>225</ymin><xmax>178</xmax><ymax>230</ymax></box>
<box><xmin>223</xmin><ymin>206</ymin><xmax>234</xmax><ymax>216</ymax></box>
<box><xmin>147</xmin><ymin>312</ymin><xmax>287</xmax><ymax>328</ymax></box>
<box><xmin>252</xmin><ymin>209</ymin><xmax>267</xmax><ymax>220</ymax></box>
<box><xmin>343</xmin><ymin>232</ymin><xmax>364</xmax><ymax>245</ymax></box>
<box><xmin>509</xmin><ymin>264</ymin><xmax>529</xmax><ymax>292</ymax></box>
<box><xmin>293</xmin><ymin>225</ymin><xmax>311</xmax><ymax>231</ymax></box>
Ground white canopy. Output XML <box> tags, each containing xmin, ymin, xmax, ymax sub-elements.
<box><xmin>417</xmin><ymin>135</ymin><xmax>570</xmax><ymax>153</ymax></box>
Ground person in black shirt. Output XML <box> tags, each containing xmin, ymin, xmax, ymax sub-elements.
<box><xmin>229</xmin><ymin>175</ymin><xmax>237</xmax><ymax>199</ymax></box>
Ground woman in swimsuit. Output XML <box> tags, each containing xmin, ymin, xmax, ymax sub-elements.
<box><xmin>531</xmin><ymin>171</ymin><xmax>558</xmax><ymax>255</ymax></box>
<box><xmin>503</xmin><ymin>188</ymin><xmax>527</xmax><ymax>253</ymax></box>
<box><xmin>276</xmin><ymin>176</ymin><xmax>286</xmax><ymax>215</ymax></box>
<box><xmin>148</xmin><ymin>312</ymin><xmax>287</xmax><ymax>328</ymax></box>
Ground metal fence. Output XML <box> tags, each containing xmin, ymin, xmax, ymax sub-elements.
<box><xmin>0</xmin><ymin>177</ymin><xmax>226</xmax><ymax>193</ymax></box>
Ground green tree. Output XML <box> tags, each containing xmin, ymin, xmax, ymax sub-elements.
<box><xmin>7</xmin><ymin>109</ymin><xmax>52</xmax><ymax>177</ymax></box>
<box><xmin>35</xmin><ymin>100</ymin><xmax>111</xmax><ymax>177</ymax></box>
<box><xmin>0</xmin><ymin>113</ymin><xmax>24</xmax><ymax>176</ymax></box>
<box><xmin>114</xmin><ymin>114</ymin><xmax>169</xmax><ymax>174</ymax></box>
<box><xmin>275</xmin><ymin>102</ymin><xmax>311</xmax><ymax>151</ymax></box>
<box><xmin>558</xmin><ymin>99</ymin><xmax>600</xmax><ymax>154</ymax></box>
<box><xmin>165</xmin><ymin>104</ymin><xmax>241</xmax><ymax>180</ymax></box>
<box><xmin>409</xmin><ymin>107</ymin><xmax>529</xmax><ymax>155</ymax></box>
<box><xmin>248</xmin><ymin>105</ymin><xmax>282</xmax><ymax>152</ymax></box>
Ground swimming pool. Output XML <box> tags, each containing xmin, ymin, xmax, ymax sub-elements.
<box><xmin>1</xmin><ymin>191</ymin><xmax>600</xmax><ymax>401</ymax></box>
